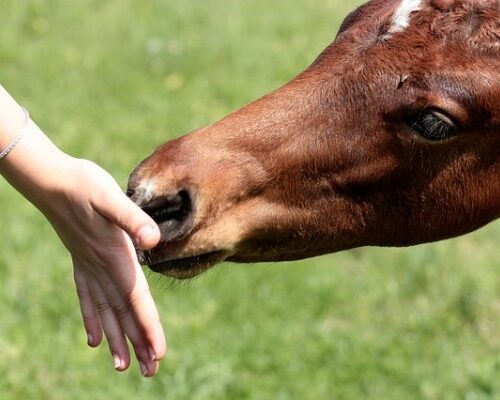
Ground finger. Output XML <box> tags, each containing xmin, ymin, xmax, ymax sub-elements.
<box><xmin>73</xmin><ymin>264</ymin><xmax>103</xmax><ymax>347</ymax></box>
<box><xmin>93</xmin><ymin>268</ymin><xmax>161</xmax><ymax>377</ymax></box>
<box><xmin>123</xmin><ymin>277</ymin><xmax>166</xmax><ymax>372</ymax></box>
<box><xmin>110</xmin><ymin>246</ymin><xmax>167</xmax><ymax>363</ymax></box>
<box><xmin>87</xmin><ymin>276</ymin><xmax>131</xmax><ymax>372</ymax></box>
<box><xmin>92</xmin><ymin>184</ymin><xmax>160</xmax><ymax>250</ymax></box>
<box><xmin>97</xmin><ymin>236</ymin><xmax>167</xmax><ymax>365</ymax></box>
<box><xmin>125</xmin><ymin>275</ymin><xmax>167</xmax><ymax>364</ymax></box>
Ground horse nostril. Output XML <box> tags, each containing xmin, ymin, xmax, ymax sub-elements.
<box><xmin>142</xmin><ymin>189</ymin><xmax>192</xmax><ymax>226</ymax></box>
<box><xmin>141</xmin><ymin>189</ymin><xmax>195</xmax><ymax>242</ymax></box>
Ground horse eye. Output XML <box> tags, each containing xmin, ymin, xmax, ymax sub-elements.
<box><xmin>404</xmin><ymin>109</ymin><xmax>458</xmax><ymax>141</ymax></box>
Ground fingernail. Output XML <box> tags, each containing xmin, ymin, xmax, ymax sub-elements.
<box><xmin>139</xmin><ymin>361</ymin><xmax>149</xmax><ymax>377</ymax></box>
<box><xmin>113</xmin><ymin>354</ymin><xmax>122</xmax><ymax>370</ymax></box>
<box><xmin>137</xmin><ymin>225</ymin><xmax>154</xmax><ymax>241</ymax></box>
<box><xmin>149</xmin><ymin>347</ymin><xmax>156</xmax><ymax>361</ymax></box>
<box><xmin>87</xmin><ymin>333</ymin><xmax>93</xmax><ymax>346</ymax></box>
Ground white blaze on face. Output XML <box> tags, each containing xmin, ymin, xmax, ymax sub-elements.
<box><xmin>387</xmin><ymin>0</ymin><xmax>423</xmax><ymax>36</ymax></box>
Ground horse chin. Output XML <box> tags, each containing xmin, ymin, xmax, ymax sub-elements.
<box><xmin>146</xmin><ymin>251</ymin><xmax>228</xmax><ymax>279</ymax></box>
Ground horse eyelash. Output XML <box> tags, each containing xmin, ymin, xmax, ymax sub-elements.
<box><xmin>404</xmin><ymin>110</ymin><xmax>456</xmax><ymax>141</ymax></box>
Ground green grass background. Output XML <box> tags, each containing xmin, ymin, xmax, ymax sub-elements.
<box><xmin>1</xmin><ymin>1</ymin><xmax>499</xmax><ymax>399</ymax></box>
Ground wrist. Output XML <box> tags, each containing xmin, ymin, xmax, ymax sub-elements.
<box><xmin>0</xmin><ymin>117</ymin><xmax>73</xmax><ymax>208</ymax></box>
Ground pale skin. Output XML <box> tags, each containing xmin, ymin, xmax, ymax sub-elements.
<box><xmin>0</xmin><ymin>85</ymin><xmax>166</xmax><ymax>377</ymax></box>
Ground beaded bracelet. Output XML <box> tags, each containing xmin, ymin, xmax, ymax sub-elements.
<box><xmin>0</xmin><ymin>107</ymin><xmax>30</xmax><ymax>160</ymax></box>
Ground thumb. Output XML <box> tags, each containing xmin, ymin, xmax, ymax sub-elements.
<box><xmin>94</xmin><ymin>186</ymin><xmax>161</xmax><ymax>250</ymax></box>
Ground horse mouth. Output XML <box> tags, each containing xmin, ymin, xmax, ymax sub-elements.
<box><xmin>146</xmin><ymin>251</ymin><xmax>227</xmax><ymax>279</ymax></box>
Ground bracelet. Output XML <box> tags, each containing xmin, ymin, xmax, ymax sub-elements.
<box><xmin>0</xmin><ymin>107</ymin><xmax>30</xmax><ymax>160</ymax></box>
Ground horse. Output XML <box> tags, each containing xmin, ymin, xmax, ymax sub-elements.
<box><xmin>128</xmin><ymin>0</ymin><xmax>500</xmax><ymax>279</ymax></box>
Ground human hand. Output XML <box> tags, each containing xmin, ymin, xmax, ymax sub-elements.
<box><xmin>41</xmin><ymin>158</ymin><xmax>166</xmax><ymax>377</ymax></box>
<box><xmin>0</xmin><ymin>88</ymin><xmax>166</xmax><ymax>376</ymax></box>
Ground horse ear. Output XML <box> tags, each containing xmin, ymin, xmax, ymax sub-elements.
<box><xmin>335</xmin><ymin>2</ymin><xmax>370</xmax><ymax>39</ymax></box>
<box><xmin>335</xmin><ymin>0</ymin><xmax>394</xmax><ymax>40</ymax></box>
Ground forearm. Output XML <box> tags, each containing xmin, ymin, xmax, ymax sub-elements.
<box><xmin>0</xmin><ymin>85</ymin><xmax>70</xmax><ymax>208</ymax></box>
<box><xmin>0</xmin><ymin>85</ymin><xmax>26</xmax><ymax>148</ymax></box>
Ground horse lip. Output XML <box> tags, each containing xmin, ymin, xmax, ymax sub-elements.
<box><xmin>146</xmin><ymin>251</ymin><xmax>227</xmax><ymax>279</ymax></box>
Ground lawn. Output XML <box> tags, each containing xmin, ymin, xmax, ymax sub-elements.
<box><xmin>1</xmin><ymin>1</ymin><xmax>499</xmax><ymax>399</ymax></box>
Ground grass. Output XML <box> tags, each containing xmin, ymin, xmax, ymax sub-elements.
<box><xmin>0</xmin><ymin>0</ymin><xmax>499</xmax><ymax>399</ymax></box>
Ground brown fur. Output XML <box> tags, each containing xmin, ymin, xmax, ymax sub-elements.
<box><xmin>129</xmin><ymin>0</ymin><xmax>500</xmax><ymax>278</ymax></box>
